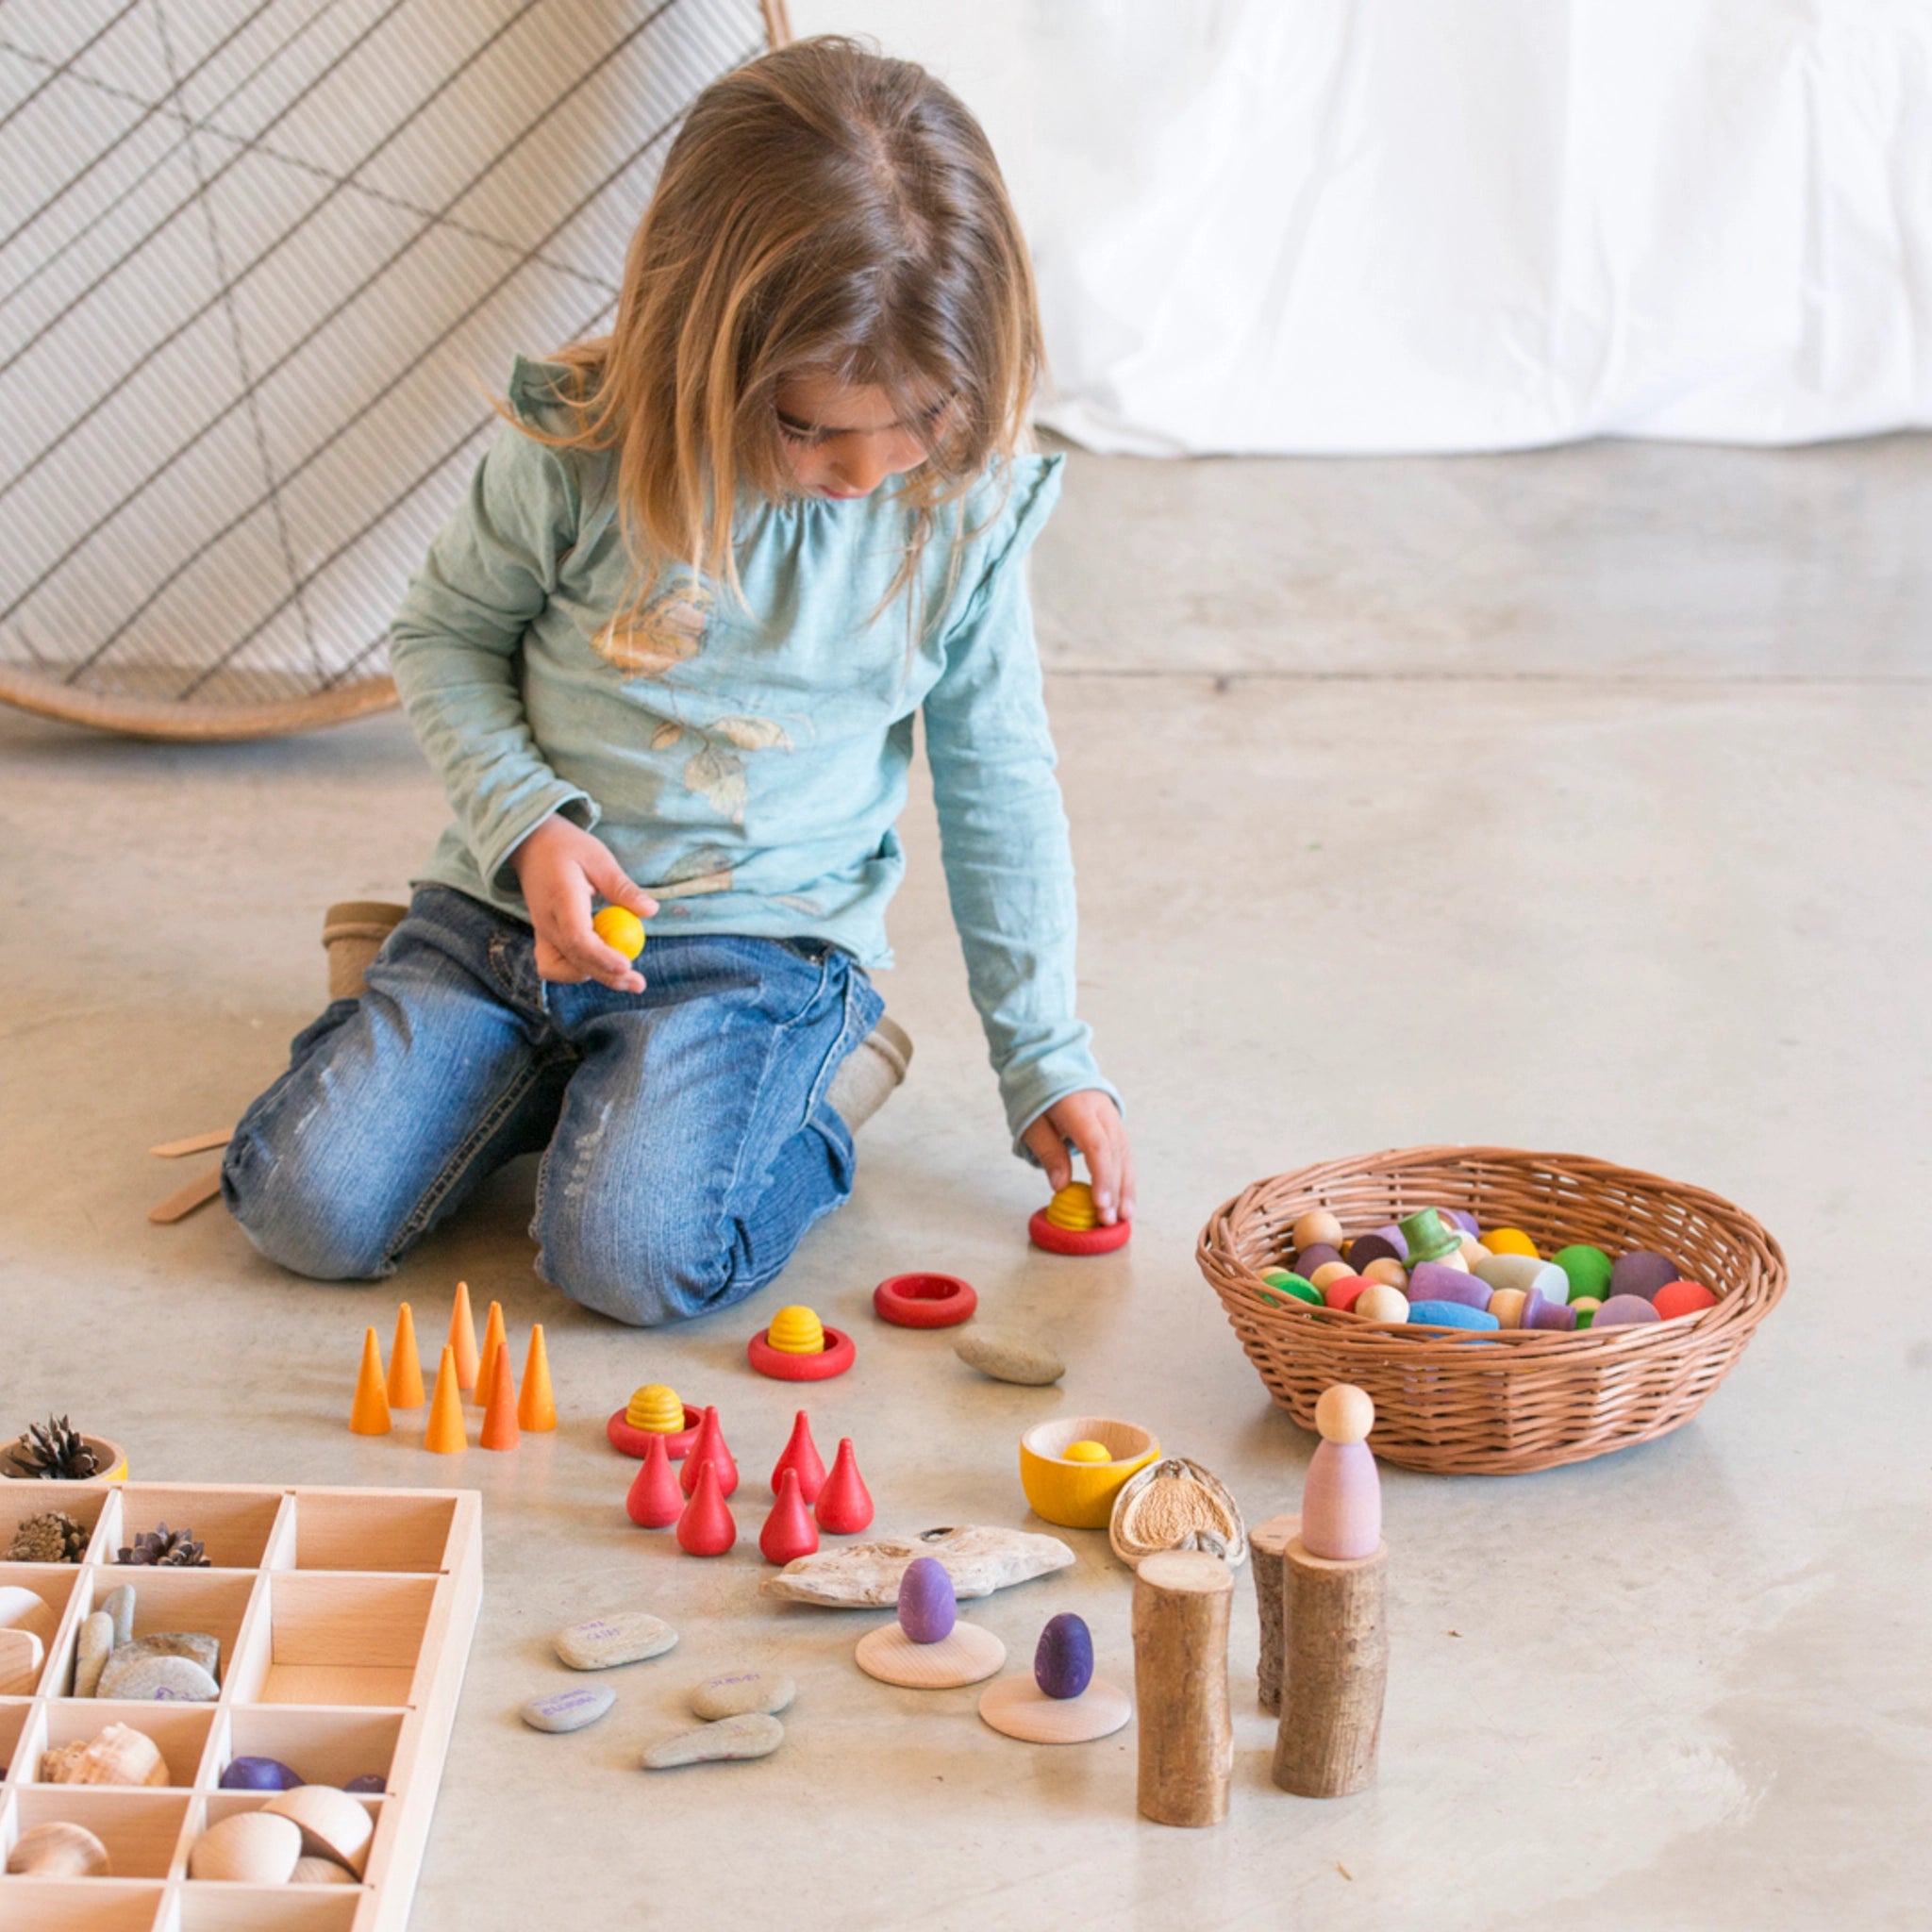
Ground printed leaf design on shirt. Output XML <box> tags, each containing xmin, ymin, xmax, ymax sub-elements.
<box><xmin>592</xmin><ymin>581</ymin><xmax>711</xmax><ymax>678</ymax></box>
<box><xmin>713</xmin><ymin>714</ymin><xmax>792</xmax><ymax>753</ymax></box>
<box><xmin>685</xmin><ymin>741</ymin><xmax>749</xmax><ymax>822</ymax></box>
<box><xmin>655</xmin><ymin>845</ymin><xmax>737</xmax><ymax>899</ymax></box>
<box><xmin>649</xmin><ymin>721</ymin><xmax>682</xmax><ymax>750</ymax></box>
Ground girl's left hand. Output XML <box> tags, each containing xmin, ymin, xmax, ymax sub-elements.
<box><xmin>1022</xmin><ymin>1091</ymin><xmax>1136</xmax><ymax>1225</ymax></box>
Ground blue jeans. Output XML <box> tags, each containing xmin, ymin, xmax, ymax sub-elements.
<box><xmin>222</xmin><ymin>886</ymin><xmax>882</xmax><ymax>1326</ymax></box>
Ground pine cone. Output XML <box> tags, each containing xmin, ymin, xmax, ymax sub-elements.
<box><xmin>5</xmin><ymin>1509</ymin><xmax>89</xmax><ymax>1563</ymax></box>
<box><xmin>11</xmin><ymin>1415</ymin><xmax>101</xmax><ymax>1480</ymax></box>
<box><xmin>115</xmin><ymin>1524</ymin><xmax>209</xmax><ymax>1568</ymax></box>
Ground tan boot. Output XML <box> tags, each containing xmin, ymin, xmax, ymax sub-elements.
<box><xmin>827</xmin><ymin>1014</ymin><xmax>912</xmax><ymax>1134</ymax></box>
<box><xmin>322</xmin><ymin>901</ymin><xmax>408</xmax><ymax>1002</ymax></box>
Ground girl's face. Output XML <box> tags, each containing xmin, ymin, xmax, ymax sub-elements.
<box><xmin>775</xmin><ymin>372</ymin><xmax>940</xmax><ymax>501</ymax></box>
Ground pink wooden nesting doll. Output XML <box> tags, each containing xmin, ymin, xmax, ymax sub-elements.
<box><xmin>1300</xmin><ymin>1385</ymin><xmax>1380</xmax><ymax>1559</ymax></box>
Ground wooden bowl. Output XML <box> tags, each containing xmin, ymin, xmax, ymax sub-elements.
<box><xmin>1018</xmin><ymin>1417</ymin><xmax>1160</xmax><ymax>1529</ymax></box>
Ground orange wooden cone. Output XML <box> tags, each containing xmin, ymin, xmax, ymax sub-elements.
<box><xmin>448</xmin><ymin>1281</ymin><xmax>479</xmax><ymax>1391</ymax></box>
<box><xmin>387</xmin><ymin>1302</ymin><xmax>425</xmax><ymax>1408</ymax></box>
<box><xmin>349</xmin><ymin>1328</ymin><xmax>391</xmax><ymax>1436</ymax></box>
<box><xmin>424</xmin><ymin>1344</ymin><xmax>467</xmax><ymax>1454</ymax></box>
<box><xmin>518</xmin><ymin>1324</ymin><xmax>557</xmax><ymax>1432</ymax></box>
<box><xmin>479</xmin><ymin>1343</ymin><xmax>521</xmax><ymax>1452</ymax></box>
<box><xmin>475</xmin><ymin>1300</ymin><xmax>508</xmax><ymax>1407</ymax></box>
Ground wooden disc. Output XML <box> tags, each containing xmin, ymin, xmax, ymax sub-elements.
<box><xmin>978</xmin><ymin>1674</ymin><xmax>1132</xmax><ymax>1743</ymax></box>
<box><xmin>855</xmin><ymin>1621</ymin><xmax>1006</xmax><ymax>1689</ymax></box>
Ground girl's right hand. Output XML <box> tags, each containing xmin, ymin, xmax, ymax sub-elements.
<box><xmin>508</xmin><ymin>814</ymin><xmax>659</xmax><ymax>993</ymax></box>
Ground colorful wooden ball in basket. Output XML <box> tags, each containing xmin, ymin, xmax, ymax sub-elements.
<box><xmin>1195</xmin><ymin>1145</ymin><xmax>1785</xmax><ymax>1474</ymax></box>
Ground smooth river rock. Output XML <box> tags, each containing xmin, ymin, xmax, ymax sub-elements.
<box><xmin>689</xmin><ymin>1669</ymin><xmax>794</xmax><ymax>1721</ymax></box>
<box><xmin>113</xmin><ymin>1631</ymin><xmax>220</xmax><ymax>1678</ymax></box>
<box><xmin>641</xmin><ymin>1712</ymin><xmax>784</xmax><ymax>1769</ymax></box>
<box><xmin>553</xmin><ymin>1611</ymin><xmax>677</xmax><ymax>1672</ymax></box>
<box><xmin>520</xmin><ymin>1685</ymin><xmax>617</xmax><ymax>1733</ymax></box>
<box><xmin>953</xmin><ymin>1329</ymin><xmax>1064</xmax><ymax>1386</ymax></box>
<box><xmin>73</xmin><ymin>1611</ymin><xmax>112</xmax><ymax>1697</ymax></box>
<box><xmin>100</xmin><ymin>1586</ymin><xmax>136</xmax><ymax>1648</ymax></box>
<box><xmin>95</xmin><ymin>1652</ymin><xmax>220</xmax><ymax>1704</ymax></box>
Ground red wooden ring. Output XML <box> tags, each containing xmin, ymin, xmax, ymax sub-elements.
<box><xmin>606</xmin><ymin>1405</ymin><xmax>703</xmax><ymax>1459</ymax></box>
<box><xmin>747</xmin><ymin>1325</ymin><xmax>856</xmax><ymax>1381</ymax></box>
<box><xmin>1028</xmin><ymin>1208</ymin><xmax>1132</xmax><ymax>1256</ymax></box>
<box><xmin>872</xmin><ymin>1273</ymin><xmax>978</xmax><ymax>1329</ymax></box>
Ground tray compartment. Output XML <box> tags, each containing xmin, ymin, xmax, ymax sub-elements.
<box><xmin>71</xmin><ymin>1572</ymin><xmax>258</xmax><ymax>1700</ymax></box>
<box><xmin>216</xmin><ymin>1708</ymin><xmax>405</xmax><ymax>1794</ymax></box>
<box><xmin>1</xmin><ymin>1701</ymin><xmax>44</xmax><ymax>1783</ymax></box>
<box><xmin>230</xmin><ymin>1574</ymin><xmax>436</xmax><ymax>1708</ymax></box>
<box><xmin>1</xmin><ymin>1486</ymin><xmax>119</xmax><ymax>1563</ymax></box>
<box><xmin>0</xmin><ymin>1880</ymin><xmax>164</xmax><ymax>1930</ymax></box>
<box><xmin>287</xmin><ymin>1493</ymin><xmax>457</xmax><ymax>1575</ymax></box>
<box><xmin>0</xmin><ymin>1568</ymin><xmax>82</xmax><ymax>1694</ymax></box>
<box><xmin>106</xmin><ymin>1492</ymin><xmax>289</xmax><ymax>1575</ymax></box>
<box><xmin>35</xmin><ymin>1704</ymin><xmax>217</xmax><ymax>1790</ymax></box>
<box><xmin>4</xmin><ymin>1787</ymin><xmax>191</xmax><ymax>1879</ymax></box>
<box><xmin>172</xmin><ymin>1887</ymin><xmax>362</xmax><ymax>1930</ymax></box>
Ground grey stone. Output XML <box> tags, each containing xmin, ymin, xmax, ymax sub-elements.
<box><xmin>95</xmin><ymin>1652</ymin><xmax>218</xmax><ymax>1704</ymax></box>
<box><xmin>689</xmin><ymin>1670</ymin><xmax>795</xmax><ymax>1722</ymax></box>
<box><xmin>112</xmin><ymin>1631</ymin><xmax>219</xmax><ymax>1679</ymax></box>
<box><xmin>953</xmin><ymin>1329</ymin><xmax>1065</xmax><ymax>1386</ymax></box>
<box><xmin>553</xmin><ymin>1611</ymin><xmax>676</xmax><ymax>1672</ymax></box>
<box><xmin>641</xmin><ymin>1712</ymin><xmax>783</xmax><ymax>1769</ymax></box>
<box><xmin>520</xmin><ymin>1685</ymin><xmax>617</xmax><ymax>1734</ymax></box>
<box><xmin>73</xmin><ymin>1611</ymin><xmax>112</xmax><ymax>1698</ymax></box>
<box><xmin>100</xmin><ymin>1586</ymin><xmax>136</xmax><ymax>1649</ymax></box>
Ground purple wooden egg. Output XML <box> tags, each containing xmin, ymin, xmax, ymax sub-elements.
<box><xmin>1407</xmin><ymin>1262</ymin><xmax>1489</xmax><ymax>1309</ymax></box>
<box><xmin>1347</xmin><ymin>1233</ymin><xmax>1402</xmax><ymax>1271</ymax></box>
<box><xmin>1610</xmin><ymin>1250</ymin><xmax>1680</xmax><ymax>1302</ymax></box>
<box><xmin>1594</xmin><ymin>1293</ymin><xmax>1662</xmax><ymax>1327</ymax></box>
<box><xmin>1371</xmin><ymin>1222</ymin><xmax>1409</xmax><ymax>1260</ymax></box>
<box><xmin>897</xmin><ymin>1556</ymin><xmax>957</xmax><ymax>1644</ymax></box>
<box><xmin>1292</xmin><ymin>1242</ymin><xmax>1343</xmax><ymax>1277</ymax></box>
<box><xmin>343</xmin><ymin>1774</ymin><xmax>386</xmax><ymax>1794</ymax></box>
<box><xmin>1441</xmin><ymin>1208</ymin><xmax>1481</xmax><ymax>1237</ymax></box>
<box><xmin>1033</xmin><ymin>1613</ymin><xmax>1094</xmax><ymax>1700</ymax></box>
<box><xmin>221</xmin><ymin>1756</ymin><xmax>303</xmax><ymax>1791</ymax></box>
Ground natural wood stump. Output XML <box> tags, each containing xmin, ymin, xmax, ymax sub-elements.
<box><xmin>1272</xmin><ymin>1536</ymin><xmax>1387</xmax><ymax>1798</ymax></box>
<box><xmin>1132</xmin><ymin>1549</ymin><xmax>1234</xmax><ymax>1827</ymax></box>
<box><xmin>1249</xmin><ymin>1512</ymin><xmax>1300</xmax><ymax>1715</ymax></box>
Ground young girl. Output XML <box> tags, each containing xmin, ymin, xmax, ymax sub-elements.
<box><xmin>223</xmin><ymin>37</ymin><xmax>1131</xmax><ymax>1326</ymax></box>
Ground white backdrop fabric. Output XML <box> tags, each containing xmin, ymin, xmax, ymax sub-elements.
<box><xmin>800</xmin><ymin>0</ymin><xmax>1932</xmax><ymax>456</ymax></box>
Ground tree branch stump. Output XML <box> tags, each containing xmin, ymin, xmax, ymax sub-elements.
<box><xmin>1249</xmin><ymin>1512</ymin><xmax>1300</xmax><ymax>1715</ymax></box>
<box><xmin>1132</xmin><ymin>1549</ymin><xmax>1233</xmax><ymax>1826</ymax></box>
<box><xmin>1271</xmin><ymin>1536</ymin><xmax>1387</xmax><ymax>1798</ymax></box>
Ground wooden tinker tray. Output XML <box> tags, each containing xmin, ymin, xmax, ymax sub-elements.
<box><xmin>0</xmin><ymin>1481</ymin><xmax>480</xmax><ymax>1931</ymax></box>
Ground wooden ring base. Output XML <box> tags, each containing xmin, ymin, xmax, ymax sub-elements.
<box><xmin>978</xmin><ymin>1673</ymin><xmax>1133</xmax><ymax>1742</ymax></box>
<box><xmin>855</xmin><ymin>1621</ymin><xmax>1006</xmax><ymax>1689</ymax></box>
<box><xmin>747</xmin><ymin>1326</ymin><xmax>857</xmax><ymax>1381</ymax></box>
<box><xmin>872</xmin><ymin>1273</ymin><xmax>978</xmax><ymax>1328</ymax></box>
<box><xmin>606</xmin><ymin>1407</ymin><xmax>703</xmax><ymax>1458</ymax></box>
<box><xmin>1028</xmin><ymin>1210</ymin><xmax>1132</xmax><ymax>1256</ymax></box>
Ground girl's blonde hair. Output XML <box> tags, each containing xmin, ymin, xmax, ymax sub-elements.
<box><xmin>520</xmin><ymin>36</ymin><xmax>1043</xmax><ymax>620</ymax></box>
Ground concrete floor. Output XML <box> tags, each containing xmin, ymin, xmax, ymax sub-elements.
<box><xmin>4</xmin><ymin>436</ymin><xmax>1929</xmax><ymax>1930</ymax></box>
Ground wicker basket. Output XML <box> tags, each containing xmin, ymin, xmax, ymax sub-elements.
<box><xmin>1196</xmin><ymin>1145</ymin><xmax>1786</xmax><ymax>1474</ymax></box>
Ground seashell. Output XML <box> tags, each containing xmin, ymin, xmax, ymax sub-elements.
<box><xmin>759</xmin><ymin>1524</ymin><xmax>1075</xmax><ymax>1607</ymax></box>
<box><xmin>189</xmin><ymin>1810</ymin><xmax>303</xmax><ymax>1884</ymax></box>
<box><xmin>265</xmin><ymin>1783</ymin><xmax>374</xmax><ymax>1877</ymax></box>
<box><xmin>41</xmin><ymin>1722</ymin><xmax>170</xmax><ymax>1787</ymax></box>
<box><xmin>8</xmin><ymin>1821</ymin><xmax>112</xmax><ymax>1877</ymax></box>
<box><xmin>1108</xmin><ymin>1457</ymin><xmax>1249</xmax><ymax>1569</ymax></box>
<box><xmin>292</xmin><ymin>1855</ymin><xmax>361</xmax><ymax>1885</ymax></box>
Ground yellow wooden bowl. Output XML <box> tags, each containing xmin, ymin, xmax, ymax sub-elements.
<box><xmin>1</xmin><ymin>1435</ymin><xmax>126</xmax><ymax>1483</ymax></box>
<box><xmin>1018</xmin><ymin>1416</ymin><xmax>1160</xmax><ymax>1529</ymax></box>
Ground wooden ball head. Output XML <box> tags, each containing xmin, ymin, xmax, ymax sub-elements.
<box><xmin>1132</xmin><ymin>1550</ymin><xmax>1234</xmax><ymax>1827</ymax></box>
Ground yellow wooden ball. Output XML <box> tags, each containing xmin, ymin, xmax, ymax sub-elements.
<box><xmin>592</xmin><ymin>906</ymin><xmax>646</xmax><ymax>961</ymax></box>
<box><xmin>625</xmin><ymin>1383</ymin><xmax>684</xmax><ymax>1431</ymax></box>
<box><xmin>1483</xmin><ymin>1226</ymin><xmax>1540</xmax><ymax>1258</ymax></box>
<box><xmin>1291</xmin><ymin>1208</ymin><xmax>1343</xmax><ymax>1252</ymax></box>
<box><xmin>1061</xmin><ymin>1440</ymin><xmax>1112</xmax><ymax>1463</ymax></box>
<box><xmin>1309</xmin><ymin>1261</ymin><xmax>1354</xmax><ymax>1291</ymax></box>
<box><xmin>1354</xmin><ymin>1283</ymin><xmax>1409</xmax><ymax>1324</ymax></box>
<box><xmin>1044</xmin><ymin>1183</ymin><xmax>1100</xmax><ymax>1231</ymax></box>
<box><xmin>1314</xmin><ymin>1384</ymin><xmax>1374</xmax><ymax>1443</ymax></box>
<box><xmin>766</xmin><ymin>1306</ymin><xmax>825</xmax><ymax>1355</ymax></box>
<box><xmin>1362</xmin><ymin>1257</ymin><xmax>1408</xmax><ymax>1289</ymax></box>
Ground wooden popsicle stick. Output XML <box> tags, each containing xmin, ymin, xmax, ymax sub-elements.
<box><xmin>148</xmin><ymin>1164</ymin><xmax>225</xmax><ymax>1224</ymax></box>
<box><xmin>150</xmin><ymin>1126</ymin><xmax>235</xmax><ymax>1158</ymax></box>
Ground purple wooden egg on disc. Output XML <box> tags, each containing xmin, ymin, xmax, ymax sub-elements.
<box><xmin>221</xmin><ymin>1756</ymin><xmax>303</xmax><ymax>1791</ymax></box>
<box><xmin>1407</xmin><ymin>1262</ymin><xmax>1489</xmax><ymax>1310</ymax></box>
<box><xmin>1594</xmin><ymin>1293</ymin><xmax>1662</xmax><ymax>1327</ymax></box>
<box><xmin>897</xmin><ymin>1556</ymin><xmax>957</xmax><ymax>1644</ymax></box>
<box><xmin>343</xmin><ymin>1774</ymin><xmax>386</xmax><ymax>1794</ymax></box>
<box><xmin>1610</xmin><ymin>1250</ymin><xmax>1679</xmax><ymax>1302</ymax></box>
<box><xmin>1034</xmin><ymin>1613</ymin><xmax>1094</xmax><ymax>1701</ymax></box>
<box><xmin>1347</xmin><ymin>1233</ymin><xmax>1402</xmax><ymax>1271</ymax></box>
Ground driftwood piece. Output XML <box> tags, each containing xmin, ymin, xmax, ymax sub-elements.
<box><xmin>760</xmin><ymin>1525</ymin><xmax>1074</xmax><ymax>1606</ymax></box>
<box><xmin>1271</xmin><ymin>1536</ymin><xmax>1388</xmax><ymax>1798</ymax></box>
<box><xmin>1131</xmin><ymin>1549</ymin><xmax>1233</xmax><ymax>1827</ymax></box>
<box><xmin>1249</xmin><ymin>1512</ymin><xmax>1300</xmax><ymax>1715</ymax></box>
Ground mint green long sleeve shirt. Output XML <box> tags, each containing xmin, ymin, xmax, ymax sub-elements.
<box><xmin>388</xmin><ymin>358</ymin><xmax>1114</xmax><ymax>1149</ymax></box>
